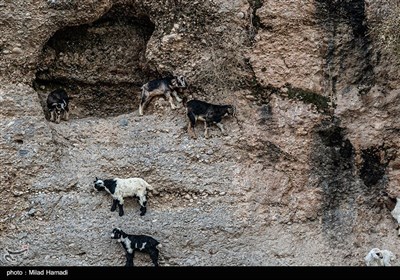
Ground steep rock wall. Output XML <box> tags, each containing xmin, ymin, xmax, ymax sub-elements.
<box><xmin>1</xmin><ymin>0</ymin><xmax>400</xmax><ymax>266</ymax></box>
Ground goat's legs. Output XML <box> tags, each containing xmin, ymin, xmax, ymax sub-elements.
<box><xmin>187</xmin><ymin>112</ymin><xmax>197</xmax><ymax>139</ymax></box>
<box><xmin>204</xmin><ymin>122</ymin><xmax>210</xmax><ymax>138</ymax></box>
<box><xmin>165</xmin><ymin>91</ymin><xmax>176</xmax><ymax>110</ymax></box>
<box><xmin>215</xmin><ymin>122</ymin><xmax>227</xmax><ymax>135</ymax></box>
<box><xmin>62</xmin><ymin>109</ymin><xmax>69</xmax><ymax>121</ymax></box>
<box><xmin>55</xmin><ymin>112</ymin><xmax>61</xmax><ymax>124</ymax></box>
<box><xmin>139</xmin><ymin>93</ymin><xmax>152</xmax><ymax>116</ymax></box>
<box><xmin>149</xmin><ymin>248</ymin><xmax>159</xmax><ymax>266</ymax></box>
<box><xmin>138</xmin><ymin>197</ymin><xmax>147</xmax><ymax>216</ymax></box>
<box><xmin>49</xmin><ymin>111</ymin><xmax>55</xmax><ymax>122</ymax></box>
<box><xmin>111</xmin><ymin>199</ymin><xmax>118</xmax><ymax>212</ymax></box>
<box><xmin>172</xmin><ymin>90</ymin><xmax>182</xmax><ymax>103</ymax></box>
<box><xmin>117</xmin><ymin>202</ymin><xmax>124</xmax><ymax>217</ymax></box>
<box><xmin>125</xmin><ymin>252</ymin><xmax>134</xmax><ymax>267</ymax></box>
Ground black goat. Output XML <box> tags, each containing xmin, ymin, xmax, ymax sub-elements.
<box><xmin>111</xmin><ymin>228</ymin><xmax>161</xmax><ymax>267</ymax></box>
<box><xmin>139</xmin><ymin>75</ymin><xmax>187</xmax><ymax>115</ymax></box>
<box><xmin>186</xmin><ymin>99</ymin><xmax>236</xmax><ymax>139</ymax></box>
<box><xmin>46</xmin><ymin>88</ymin><xmax>70</xmax><ymax>123</ymax></box>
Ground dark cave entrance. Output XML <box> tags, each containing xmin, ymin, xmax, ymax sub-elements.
<box><xmin>34</xmin><ymin>5</ymin><xmax>156</xmax><ymax>120</ymax></box>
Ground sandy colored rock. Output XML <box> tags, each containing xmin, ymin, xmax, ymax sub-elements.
<box><xmin>1</xmin><ymin>0</ymin><xmax>400</xmax><ymax>267</ymax></box>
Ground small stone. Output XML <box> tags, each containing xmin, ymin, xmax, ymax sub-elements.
<box><xmin>19</xmin><ymin>150</ymin><xmax>29</xmax><ymax>156</ymax></box>
<box><xmin>237</xmin><ymin>12</ymin><xmax>245</xmax><ymax>19</ymax></box>
<box><xmin>12</xmin><ymin>47</ymin><xmax>23</xmax><ymax>54</ymax></box>
<box><xmin>184</xmin><ymin>194</ymin><xmax>191</xmax><ymax>200</ymax></box>
<box><xmin>219</xmin><ymin>192</ymin><xmax>226</xmax><ymax>196</ymax></box>
<box><xmin>28</xmin><ymin>209</ymin><xmax>36</xmax><ymax>216</ymax></box>
<box><xmin>245</xmin><ymin>95</ymin><xmax>256</xmax><ymax>101</ymax></box>
<box><xmin>119</xmin><ymin>119</ymin><xmax>128</xmax><ymax>127</ymax></box>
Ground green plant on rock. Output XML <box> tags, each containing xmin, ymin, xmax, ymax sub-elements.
<box><xmin>287</xmin><ymin>86</ymin><xmax>331</xmax><ymax>113</ymax></box>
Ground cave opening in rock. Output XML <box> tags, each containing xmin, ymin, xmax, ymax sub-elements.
<box><xmin>34</xmin><ymin>5</ymin><xmax>156</xmax><ymax>120</ymax></box>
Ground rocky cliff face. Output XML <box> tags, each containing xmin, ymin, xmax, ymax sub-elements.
<box><xmin>1</xmin><ymin>0</ymin><xmax>400</xmax><ymax>266</ymax></box>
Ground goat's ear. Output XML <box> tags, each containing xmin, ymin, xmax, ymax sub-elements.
<box><xmin>95</xmin><ymin>177</ymin><xmax>98</xmax><ymax>181</ymax></box>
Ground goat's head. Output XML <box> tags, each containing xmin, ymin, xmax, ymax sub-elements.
<box><xmin>111</xmin><ymin>228</ymin><xmax>124</xmax><ymax>240</ymax></box>
<box><xmin>227</xmin><ymin>105</ymin><xmax>236</xmax><ymax>117</ymax></box>
<box><xmin>49</xmin><ymin>100</ymin><xmax>67</xmax><ymax>113</ymax></box>
<box><xmin>172</xmin><ymin>75</ymin><xmax>187</xmax><ymax>89</ymax></box>
<box><xmin>370</xmin><ymin>248</ymin><xmax>384</xmax><ymax>260</ymax></box>
<box><xmin>94</xmin><ymin>177</ymin><xmax>105</xmax><ymax>191</ymax></box>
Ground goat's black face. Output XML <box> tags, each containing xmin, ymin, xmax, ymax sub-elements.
<box><xmin>111</xmin><ymin>228</ymin><xmax>122</xmax><ymax>239</ymax></box>
<box><xmin>227</xmin><ymin>105</ymin><xmax>236</xmax><ymax>117</ymax></box>
<box><xmin>51</xmin><ymin>100</ymin><xmax>67</xmax><ymax>111</ymax></box>
<box><xmin>94</xmin><ymin>178</ymin><xmax>105</xmax><ymax>191</ymax></box>
<box><xmin>174</xmin><ymin>75</ymin><xmax>187</xmax><ymax>88</ymax></box>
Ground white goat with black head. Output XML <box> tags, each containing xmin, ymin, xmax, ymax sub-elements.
<box><xmin>139</xmin><ymin>75</ymin><xmax>187</xmax><ymax>115</ymax></box>
<box><xmin>94</xmin><ymin>177</ymin><xmax>153</xmax><ymax>216</ymax></box>
<box><xmin>46</xmin><ymin>88</ymin><xmax>70</xmax><ymax>123</ymax></box>
<box><xmin>186</xmin><ymin>99</ymin><xmax>236</xmax><ymax>139</ymax></box>
<box><xmin>390</xmin><ymin>197</ymin><xmax>400</xmax><ymax>236</ymax></box>
<box><xmin>111</xmin><ymin>228</ymin><xmax>161</xmax><ymax>266</ymax></box>
<box><xmin>365</xmin><ymin>248</ymin><xmax>396</xmax><ymax>266</ymax></box>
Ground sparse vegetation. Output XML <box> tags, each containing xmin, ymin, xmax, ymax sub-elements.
<box><xmin>287</xmin><ymin>86</ymin><xmax>331</xmax><ymax>113</ymax></box>
<box><xmin>194</xmin><ymin>27</ymin><xmax>254</xmax><ymax>95</ymax></box>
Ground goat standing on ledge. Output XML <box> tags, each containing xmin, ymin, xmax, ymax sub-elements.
<box><xmin>94</xmin><ymin>177</ymin><xmax>153</xmax><ymax>216</ymax></box>
<box><xmin>46</xmin><ymin>88</ymin><xmax>70</xmax><ymax>123</ymax></box>
<box><xmin>186</xmin><ymin>99</ymin><xmax>236</xmax><ymax>139</ymax></box>
<box><xmin>139</xmin><ymin>75</ymin><xmax>187</xmax><ymax>115</ymax></box>
<box><xmin>111</xmin><ymin>228</ymin><xmax>161</xmax><ymax>266</ymax></box>
<box><xmin>365</xmin><ymin>248</ymin><xmax>396</xmax><ymax>266</ymax></box>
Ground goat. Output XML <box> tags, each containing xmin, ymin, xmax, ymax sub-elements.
<box><xmin>186</xmin><ymin>99</ymin><xmax>236</xmax><ymax>139</ymax></box>
<box><xmin>365</xmin><ymin>248</ymin><xmax>396</xmax><ymax>266</ymax></box>
<box><xmin>391</xmin><ymin>197</ymin><xmax>400</xmax><ymax>236</ymax></box>
<box><xmin>94</xmin><ymin>177</ymin><xmax>153</xmax><ymax>216</ymax></box>
<box><xmin>139</xmin><ymin>75</ymin><xmax>187</xmax><ymax>115</ymax></box>
<box><xmin>46</xmin><ymin>88</ymin><xmax>70</xmax><ymax>123</ymax></box>
<box><xmin>111</xmin><ymin>228</ymin><xmax>161</xmax><ymax>266</ymax></box>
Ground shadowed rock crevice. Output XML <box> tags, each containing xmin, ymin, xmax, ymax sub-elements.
<box><xmin>315</xmin><ymin>0</ymin><xmax>374</xmax><ymax>95</ymax></box>
<box><xmin>34</xmin><ymin>4</ymin><xmax>156</xmax><ymax>119</ymax></box>
<box><xmin>312</xmin><ymin>119</ymin><xmax>357</xmax><ymax>245</ymax></box>
<box><xmin>360</xmin><ymin>146</ymin><xmax>391</xmax><ymax>188</ymax></box>
<box><xmin>311</xmin><ymin>119</ymin><xmax>391</xmax><ymax>247</ymax></box>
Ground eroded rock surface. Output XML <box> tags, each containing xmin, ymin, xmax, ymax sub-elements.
<box><xmin>1</xmin><ymin>0</ymin><xmax>400</xmax><ymax>266</ymax></box>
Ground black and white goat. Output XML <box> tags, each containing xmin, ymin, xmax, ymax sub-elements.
<box><xmin>111</xmin><ymin>228</ymin><xmax>161</xmax><ymax>266</ymax></box>
<box><xmin>186</xmin><ymin>99</ymin><xmax>236</xmax><ymax>139</ymax></box>
<box><xmin>139</xmin><ymin>75</ymin><xmax>187</xmax><ymax>115</ymax></box>
<box><xmin>365</xmin><ymin>248</ymin><xmax>396</xmax><ymax>266</ymax></box>
<box><xmin>94</xmin><ymin>177</ymin><xmax>153</xmax><ymax>216</ymax></box>
<box><xmin>46</xmin><ymin>88</ymin><xmax>70</xmax><ymax>123</ymax></box>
